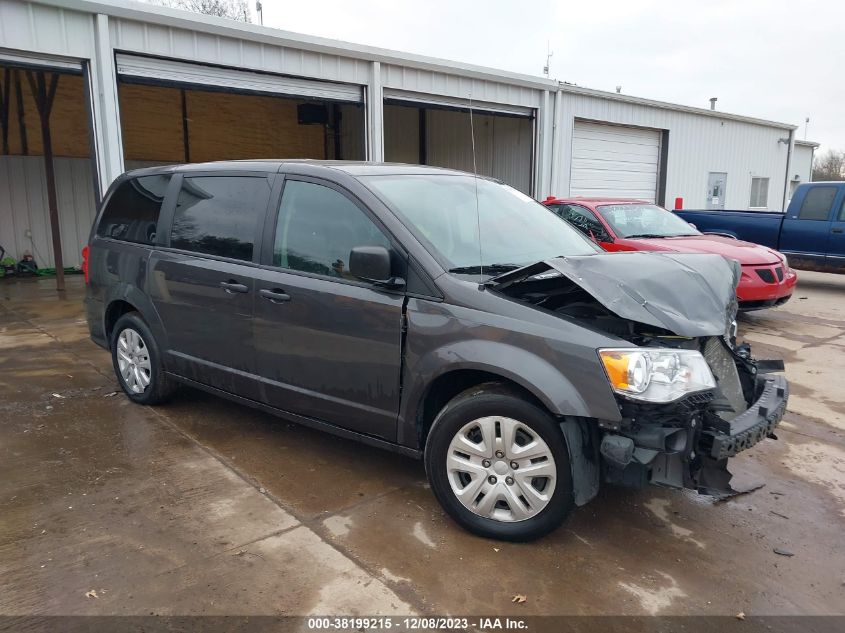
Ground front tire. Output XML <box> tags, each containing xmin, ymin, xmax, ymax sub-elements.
<box><xmin>110</xmin><ymin>312</ymin><xmax>174</xmax><ymax>405</ymax></box>
<box><xmin>424</xmin><ymin>383</ymin><xmax>574</xmax><ymax>541</ymax></box>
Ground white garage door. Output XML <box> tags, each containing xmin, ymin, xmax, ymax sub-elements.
<box><xmin>115</xmin><ymin>54</ymin><xmax>363</xmax><ymax>102</ymax></box>
<box><xmin>570</xmin><ymin>120</ymin><xmax>661</xmax><ymax>202</ymax></box>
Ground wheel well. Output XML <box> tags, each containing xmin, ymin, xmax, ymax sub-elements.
<box><xmin>417</xmin><ymin>370</ymin><xmax>547</xmax><ymax>447</ymax></box>
<box><xmin>104</xmin><ymin>300</ymin><xmax>137</xmax><ymax>340</ymax></box>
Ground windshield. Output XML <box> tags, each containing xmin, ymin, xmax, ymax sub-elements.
<box><xmin>360</xmin><ymin>174</ymin><xmax>599</xmax><ymax>275</ymax></box>
<box><xmin>598</xmin><ymin>204</ymin><xmax>701</xmax><ymax>238</ymax></box>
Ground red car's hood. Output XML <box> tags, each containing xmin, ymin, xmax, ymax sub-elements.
<box><xmin>619</xmin><ymin>235</ymin><xmax>782</xmax><ymax>266</ymax></box>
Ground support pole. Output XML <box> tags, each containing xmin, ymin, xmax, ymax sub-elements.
<box><xmin>367</xmin><ymin>61</ymin><xmax>384</xmax><ymax>162</ymax></box>
<box><xmin>14</xmin><ymin>70</ymin><xmax>28</xmax><ymax>155</ymax></box>
<box><xmin>0</xmin><ymin>69</ymin><xmax>10</xmax><ymax>155</ymax></box>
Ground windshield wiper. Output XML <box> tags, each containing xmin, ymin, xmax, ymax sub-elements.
<box><xmin>447</xmin><ymin>263</ymin><xmax>521</xmax><ymax>275</ymax></box>
<box><xmin>624</xmin><ymin>233</ymin><xmax>669</xmax><ymax>239</ymax></box>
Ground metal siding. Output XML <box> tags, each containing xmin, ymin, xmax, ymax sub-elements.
<box><xmin>382</xmin><ymin>64</ymin><xmax>541</xmax><ymax>109</ymax></box>
<box><xmin>0</xmin><ymin>156</ymin><xmax>96</xmax><ymax>269</ymax></box>
<box><xmin>492</xmin><ymin>115</ymin><xmax>532</xmax><ymax>194</ymax></box>
<box><xmin>0</xmin><ymin>0</ymin><xmax>96</xmax><ymax>59</ymax></box>
<box><xmin>426</xmin><ymin>108</ymin><xmax>492</xmax><ymax>176</ymax></box>
<box><xmin>108</xmin><ymin>17</ymin><xmax>372</xmax><ymax>86</ymax></box>
<box><xmin>791</xmin><ymin>145</ymin><xmax>814</xmax><ymax>185</ymax></box>
<box><xmin>557</xmin><ymin>93</ymin><xmax>791</xmax><ymax>210</ymax></box>
<box><xmin>423</xmin><ymin>109</ymin><xmax>532</xmax><ymax>194</ymax></box>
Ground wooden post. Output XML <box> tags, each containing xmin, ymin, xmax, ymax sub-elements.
<box><xmin>14</xmin><ymin>70</ymin><xmax>27</xmax><ymax>155</ymax></box>
<box><xmin>0</xmin><ymin>69</ymin><xmax>10</xmax><ymax>155</ymax></box>
<box><xmin>26</xmin><ymin>70</ymin><xmax>64</xmax><ymax>291</ymax></box>
<box><xmin>180</xmin><ymin>88</ymin><xmax>190</xmax><ymax>163</ymax></box>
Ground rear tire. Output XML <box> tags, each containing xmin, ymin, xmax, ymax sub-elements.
<box><xmin>110</xmin><ymin>312</ymin><xmax>175</xmax><ymax>405</ymax></box>
<box><xmin>424</xmin><ymin>383</ymin><xmax>574</xmax><ymax>541</ymax></box>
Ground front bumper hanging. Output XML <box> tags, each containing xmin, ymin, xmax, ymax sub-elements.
<box><xmin>701</xmin><ymin>374</ymin><xmax>788</xmax><ymax>460</ymax></box>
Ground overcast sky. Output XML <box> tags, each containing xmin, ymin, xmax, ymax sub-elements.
<box><xmin>249</xmin><ymin>0</ymin><xmax>843</xmax><ymax>153</ymax></box>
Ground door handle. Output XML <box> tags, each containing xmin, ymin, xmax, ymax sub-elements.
<box><xmin>220</xmin><ymin>280</ymin><xmax>248</xmax><ymax>294</ymax></box>
<box><xmin>260</xmin><ymin>288</ymin><xmax>291</xmax><ymax>303</ymax></box>
<box><xmin>832</xmin><ymin>228</ymin><xmax>843</xmax><ymax>234</ymax></box>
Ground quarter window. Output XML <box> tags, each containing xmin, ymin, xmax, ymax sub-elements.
<box><xmin>749</xmin><ymin>177</ymin><xmax>769</xmax><ymax>209</ymax></box>
<box><xmin>170</xmin><ymin>176</ymin><xmax>270</xmax><ymax>261</ymax></box>
<box><xmin>798</xmin><ymin>186</ymin><xmax>837</xmax><ymax>221</ymax></box>
<box><xmin>274</xmin><ymin>180</ymin><xmax>390</xmax><ymax>280</ymax></box>
<box><xmin>97</xmin><ymin>175</ymin><xmax>171</xmax><ymax>245</ymax></box>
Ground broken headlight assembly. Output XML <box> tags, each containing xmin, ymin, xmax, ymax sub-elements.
<box><xmin>598</xmin><ymin>348</ymin><xmax>716</xmax><ymax>403</ymax></box>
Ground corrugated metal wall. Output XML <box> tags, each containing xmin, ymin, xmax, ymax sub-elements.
<box><xmin>555</xmin><ymin>93</ymin><xmax>792</xmax><ymax>210</ymax></box>
<box><xmin>0</xmin><ymin>0</ymin><xmax>95</xmax><ymax>59</ymax></box>
<box><xmin>0</xmin><ymin>156</ymin><xmax>96</xmax><ymax>269</ymax></box>
<box><xmin>792</xmin><ymin>145</ymin><xmax>814</xmax><ymax>185</ymax></box>
<box><xmin>384</xmin><ymin>105</ymin><xmax>533</xmax><ymax>194</ymax></box>
<box><xmin>108</xmin><ymin>18</ymin><xmax>372</xmax><ymax>87</ymax></box>
<box><xmin>382</xmin><ymin>65</ymin><xmax>541</xmax><ymax>110</ymax></box>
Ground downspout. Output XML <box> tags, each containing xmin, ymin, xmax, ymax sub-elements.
<box><xmin>782</xmin><ymin>128</ymin><xmax>794</xmax><ymax>212</ymax></box>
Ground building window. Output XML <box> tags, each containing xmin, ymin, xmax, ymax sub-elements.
<box><xmin>750</xmin><ymin>177</ymin><xmax>769</xmax><ymax>209</ymax></box>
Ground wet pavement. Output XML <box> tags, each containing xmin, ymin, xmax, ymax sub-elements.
<box><xmin>1</xmin><ymin>273</ymin><xmax>844</xmax><ymax>616</ymax></box>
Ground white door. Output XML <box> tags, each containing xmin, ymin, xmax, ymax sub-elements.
<box><xmin>570</xmin><ymin>121</ymin><xmax>661</xmax><ymax>202</ymax></box>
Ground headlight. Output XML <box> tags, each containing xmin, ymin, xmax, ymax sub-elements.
<box><xmin>598</xmin><ymin>348</ymin><xmax>716</xmax><ymax>403</ymax></box>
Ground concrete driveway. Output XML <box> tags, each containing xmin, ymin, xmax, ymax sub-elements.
<box><xmin>1</xmin><ymin>272</ymin><xmax>844</xmax><ymax>617</ymax></box>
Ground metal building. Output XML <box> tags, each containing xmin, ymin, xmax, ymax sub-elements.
<box><xmin>0</xmin><ymin>0</ymin><xmax>811</xmax><ymax>268</ymax></box>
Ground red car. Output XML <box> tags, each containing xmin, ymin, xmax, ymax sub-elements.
<box><xmin>542</xmin><ymin>197</ymin><xmax>797</xmax><ymax>310</ymax></box>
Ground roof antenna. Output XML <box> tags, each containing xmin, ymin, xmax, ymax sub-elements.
<box><xmin>468</xmin><ymin>92</ymin><xmax>484</xmax><ymax>289</ymax></box>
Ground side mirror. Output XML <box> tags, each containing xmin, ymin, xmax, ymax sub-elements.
<box><xmin>349</xmin><ymin>246</ymin><xmax>405</xmax><ymax>288</ymax></box>
<box><xmin>688</xmin><ymin>222</ymin><xmax>697</xmax><ymax>229</ymax></box>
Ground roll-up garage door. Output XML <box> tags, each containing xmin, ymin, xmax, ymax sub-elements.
<box><xmin>115</xmin><ymin>54</ymin><xmax>363</xmax><ymax>102</ymax></box>
<box><xmin>570</xmin><ymin>120</ymin><xmax>661</xmax><ymax>202</ymax></box>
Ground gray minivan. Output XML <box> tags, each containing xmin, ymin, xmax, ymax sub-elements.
<box><xmin>84</xmin><ymin>161</ymin><xmax>788</xmax><ymax>541</ymax></box>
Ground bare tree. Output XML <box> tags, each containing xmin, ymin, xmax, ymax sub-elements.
<box><xmin>812</xmin><ymin>149</ymin><xmax>845</xmax><ymax>181</ymax></box>
<box><xmin>149</xmin><ymin>0</ymin><xmax>252</xmax><ymax>22</ymax></box>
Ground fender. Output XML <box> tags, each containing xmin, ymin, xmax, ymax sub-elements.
<box><xmin>398</xmin><ymin>338</ymin><xmax>621</xmax><ymax>449</ymax></box>
<box><xmin>102</xmin><ymin>281</ymin><xmax>169</xmax><ymax>354</ymax></box>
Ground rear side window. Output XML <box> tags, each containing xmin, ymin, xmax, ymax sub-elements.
<box><xmin>97</xmin><ymin>175</ymin><xmax>171</xmax><ymax>245</ymax></box>
<box><xmin>798</xmin><ymin>187</ymin><xmax>837</xmax><ymax>220</ymax></box>
<box><xmin>273</xmin><ymin>180</ymin><xmax>390</xmax><ymax>279</ymax></box>
<box><xmin>170</xmin><ymin>176</ymin><xmax>271</xmax><ymax>261</ymax></box>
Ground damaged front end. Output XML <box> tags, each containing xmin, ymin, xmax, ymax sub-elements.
<box><xmin>491</xmin><ymin>252</ymin><xmax>789</xmax><ymax>498</ymax></box>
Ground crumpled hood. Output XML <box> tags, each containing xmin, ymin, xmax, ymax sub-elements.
<box><xmin>626</xmin><ymin>235</ymin><xmax>782</xmax><ymax>266</ymax></box>
<box><xmin>492</xmin><ymin>252</ymin><xmax>740</xmax><ymax>337</ymax></box>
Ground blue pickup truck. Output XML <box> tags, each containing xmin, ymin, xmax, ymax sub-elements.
<box><xmin>675</xmin><ymin>182</ymin><xmax>845</xmax><ymax>273</ymax></box>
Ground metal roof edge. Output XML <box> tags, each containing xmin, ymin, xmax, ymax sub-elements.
<box><xmin>559</xmin><ymin>83</ymin><xmax>798</xmax><ymax>131</ymax></box>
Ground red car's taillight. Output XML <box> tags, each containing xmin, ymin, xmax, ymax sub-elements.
<box><xmin>81</xmin><ymin>245</ymin><xmax>90</xmax><ymax>284</ymax></box>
